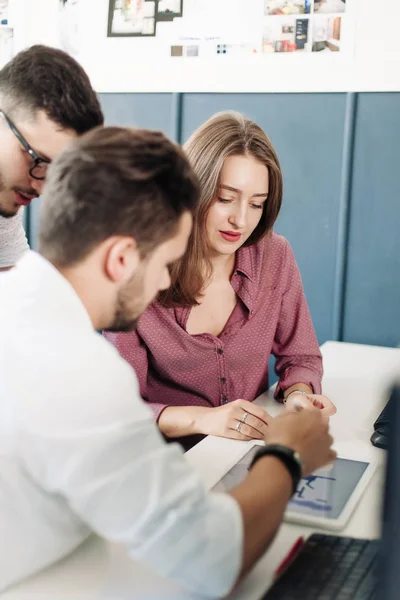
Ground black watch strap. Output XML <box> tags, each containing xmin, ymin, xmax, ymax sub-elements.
<box><xmin>249</xmin><ymin>444</ymin><xmax>303</xmax><ymax>496</ymax></box>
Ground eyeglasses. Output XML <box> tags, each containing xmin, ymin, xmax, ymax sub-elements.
<box><xmin>0</xmin><ymin>109</ymin><xmax>51</xmax><ymax>180</ymax></box>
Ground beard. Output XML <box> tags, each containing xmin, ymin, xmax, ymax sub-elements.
<box><xmin>105</xmin><ymin>268</ymin><xmax>149</xmax><ymax>333</ymax></box>
<box><xmin>0</xmin><ymin>206</ymin><xmax>16</xmax><ymax>218</ymax></box>
<box><xmin>0</xmin><ymin>175</ymin><xmax>36</xmax><ymax>218</ymax></box>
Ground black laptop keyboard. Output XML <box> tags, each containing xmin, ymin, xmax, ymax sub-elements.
<box><xmin>262</xmin><ymin>533</ymin><xmax>379</xmax><ymax>599</ymax></box>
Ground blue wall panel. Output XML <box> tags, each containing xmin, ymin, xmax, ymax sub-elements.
<box><xmin>342</xmin><ymin>93</ymin><xmax>400</xmax><ymax>347</ymax></box>
<box><xmin>99</xmin><ymin>93</ymin><xmax>175</xmax><ymax>136</ymax></box>
<box><xmin>181</xmin><ymin>93</ymin><xmax>348</xmax><ymax>344</ymax></box>
<box><xmin>25</xmin><ymin>91</ymin><xmax>400</xmax><ymax>350</ymax></box>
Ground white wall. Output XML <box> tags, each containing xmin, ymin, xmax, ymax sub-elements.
<box><xmin>11</xmin><ymin>0</ymin><xmax>400</xmax><ymax>93</ymax></box>
<box><xmin>12</xmin><ymin>0</ymin><xmax>61</xmax><ymax>52</ymax></box>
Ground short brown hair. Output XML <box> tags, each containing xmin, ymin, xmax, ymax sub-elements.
<box><xmin>160</xmin><ymin>111</ymin><xmax>283</xmax><ymax>307</ymax></box>
<box><xmin>0</xmin><ymin>45</ymin><xmax>103</xmax><ymax>133</ymax></box>
<box><xmin>39</xmin><ymin>126</ymin><xmax>199</xmax><ymax>265</ymax></box>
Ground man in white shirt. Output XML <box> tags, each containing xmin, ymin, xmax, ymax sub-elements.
<box><xmin>0</xmin><ymin>126</ymin><xmax>335</xmax><ymax>596</ymax></box>
<box><xmin>0</xmin><ymin>44</ymin><xmax>104</xmax><ymax>270</ymax></box>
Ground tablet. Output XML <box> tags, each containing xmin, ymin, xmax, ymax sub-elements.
<box><xmin>212</xmin><ymin>445</ymin><xmax>378</xmax><ymax>531</ymax></box>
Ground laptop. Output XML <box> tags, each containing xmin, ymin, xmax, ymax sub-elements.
<box><xmin>262</xmin><ymin>385</ymin><xmax>400</xmax><ymax>600</ymax></box>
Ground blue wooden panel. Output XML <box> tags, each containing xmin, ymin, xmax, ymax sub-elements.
<box><xmin>27</xmin><ymin>202</ymin><xmax>40</xmax><ymax>250</ymax></box>
<box><xmin>342</xmin><ymin>93</ymin><xmax>400</xmax><ymax>347</ymax></box>
<box><xmin>24</xmin><ymin>91</ymin><xmax>400</xmax><ymax>350</ymax></box>
<box><xmin>99</xmin><ymin>93</ymin><xmax>175</xmax><ymax>137</ymax></box>
<box><xmin>28</xmin><ymin>93</ymin><xmax>175</xmax><ymax>249</ymax></box>
<box><xmin>181</xmin><ymin>93</ymin><xmax>348</xmax><ymax>344</ymax></box>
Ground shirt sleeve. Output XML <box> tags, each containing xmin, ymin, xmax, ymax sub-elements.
<box><xmin>20</xmin><ymin>355</ymin><xmax>243</xmax><ymax>598</ymax></box>
<box><xmin>0</xmin><ymin>211</ymin><xmax>29</xmax><ymax>268</ymax></box>
<box><xmin>103</xmin><ymin>330</ymin><xmax>169</xmax><ymax>422</ymax></box>
<box><xmin>272</xmin><ymin>240</ymin><xmax>323</xmax><ymax>399</ymax></box>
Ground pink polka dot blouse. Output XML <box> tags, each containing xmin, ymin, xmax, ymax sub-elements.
<box><xmin>104</xmin><ymin>233</ymin><xmax>323</xmax><ymax>421</ymax></box>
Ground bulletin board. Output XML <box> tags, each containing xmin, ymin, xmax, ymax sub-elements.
<box><xmin>52</xmin><ymin>0</ymin><xmax>370</xmax><ymax>93</ymax></box>
<box><xmin>106</xmin><ymin>0</ymin><xmax>351</xmax><ymax>58</ymax></box>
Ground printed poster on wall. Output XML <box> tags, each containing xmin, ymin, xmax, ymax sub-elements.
<box><xmin>108</xmin><ymin>0</ymin><xmax>183</xmax><ymax>37</ymax></box>
<box><xmin>263</xmin><ymin>0</ymin><xmax>346</xmax><ymax>55</ymax></box>
<box><xmin>107</xmin><ymin>0</ymin><xmax>352</xmax><ymax>59</ymax></box>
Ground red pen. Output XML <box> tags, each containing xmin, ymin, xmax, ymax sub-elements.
<box><xmin>274</xmin><ymin>536</ymin><xmax>305</xmax><ymax>577</ymax></box>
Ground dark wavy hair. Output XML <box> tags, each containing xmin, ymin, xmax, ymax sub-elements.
<box><xmin>0</xmin><ymin>45</ymin><xmax>104</xmax><ymax>133</ymax></box>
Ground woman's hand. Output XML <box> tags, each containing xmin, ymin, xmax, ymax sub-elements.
<box><xmin>285</xmin><ymin>392</ymin><xmax>337</xmax><ymax>417</ymax></box>
<box><xmin>196</xmin><ymin>399</ymin><xmax>272</xmax><ymax>440</ymax></box>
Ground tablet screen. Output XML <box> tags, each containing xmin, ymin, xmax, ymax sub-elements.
<box><xmin>213</xmin><ymin>447</ymin><xmax>369</xmax><ymax>521</ymax></box>
<box><xmin>288</xmin><ymin>458</ymin><xmax>368</xmax><ymax>520</ymax></box>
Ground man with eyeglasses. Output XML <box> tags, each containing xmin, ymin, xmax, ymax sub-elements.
<box><xmin>0</xmin><ymin>44</ymin><xmax>104</xmax><ymax>270</ymax></box>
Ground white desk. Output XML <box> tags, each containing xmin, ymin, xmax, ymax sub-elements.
<box><xmin>3</xmin><ymin>342</ymin><xmax>400</xmax><ymax>600</ymax></box>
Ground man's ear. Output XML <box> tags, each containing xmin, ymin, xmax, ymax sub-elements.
<box><xmin>103</xmin><ymin>237</ymin><xmax>140</xmax><ymax>284</ymax></box>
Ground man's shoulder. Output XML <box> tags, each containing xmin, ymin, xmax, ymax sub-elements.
<box><xmin>65</xmin><ymin>331</ymin><xmax>142</xmax><ymax>404</ymax></box>
<box><xmin>15</xmin><ymin>329</ymin><xmax>149</xmax><ymax>435</ymax></box>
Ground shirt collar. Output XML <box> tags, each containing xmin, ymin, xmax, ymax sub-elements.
<box><xmin>173</xmin><ymin>244</ymin><xmax>259</xmax><ymax>325</ymax></box>
<box><xmin>233</xmin><ymin>245</ymin><xmax>255</xmax><ymax>283</ymax></box>
<box><xmin>231</xmin><ymin>245</ymin><xmax>258</xmax><ymax>316</ymax></box>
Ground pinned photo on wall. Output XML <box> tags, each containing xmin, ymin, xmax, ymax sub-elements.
<box><xmin>158</xmin><ymin>0</ymin><xmax>182</xmax><ymax>18</ymax></box>
<box><xmin>264</xmin><ymin>0</ymin><xmax>312</xmax><ymax>16</ymax></box>
<box><xmin>312</xmin><ymin>15</ymin><xmax>342</xmax><ymax>51</ymax></box>
<box><xmin>313</xmin><ymin>0</ymin><xmax>346</xmax><ymax>13</ymax></box>
<box><xmin>263</xmin><ymin>17</ymin><xmax>310</xmax><ymax>53</ymax></box>
<box><xmin>108</xmin><ymin>0</ymin><xmax>156</xmax><ymax>37</ymax></box>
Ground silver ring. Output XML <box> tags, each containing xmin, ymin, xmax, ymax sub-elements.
<box><xmin>241</xmin><ymin>411</ymin><xmax>248</xmax><ymax>424</ymax></box>
<box><xmin>236</xmin><ymin>421</ymin><xmax>243</xmax><ymax>433</ymax></box>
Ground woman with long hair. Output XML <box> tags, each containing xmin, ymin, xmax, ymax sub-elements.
<box><xmin>105</xmin><ymin>111</ymin><xmax>336</xmax><ymax>442</ymax></box>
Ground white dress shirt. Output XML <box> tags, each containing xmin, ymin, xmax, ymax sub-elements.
<box><xmin>0</xmin><ymin>211</ymin><xmax>29</xmax><ymax>268</ymax></box>
<box><xmin>0</xmin><ymin>251</ymin><xmax>242</xmax><ymax>596</ymax></box>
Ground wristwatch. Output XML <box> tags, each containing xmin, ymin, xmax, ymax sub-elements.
<box><xmin>249</xmin><ymin>444</ymin><xmax>303</xmax><ymax>496</ymax></box>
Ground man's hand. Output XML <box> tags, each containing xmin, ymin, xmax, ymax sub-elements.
<box><xmin>285</xmin><ymin>392</ymin><xmax>337</xmax><ymax>417</ymax></box>
<box><xmin>196</xmin><ymin>399</ymin><xmax>272</xmax><ymax>440</ymax></box>
<box><xmin>228</xmin><ymin>407</ymin><xmax>336</xmax><ymax>585</ymax></box>
<box><xmin>265</xmin><ymin>408</ymin><xmax>336</xmax><ymax>475</ymax></box>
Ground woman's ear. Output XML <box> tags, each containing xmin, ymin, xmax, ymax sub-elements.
<box><xmin>103</xmin><ymin>236</ymin><xmax>140</xmax><ymax>283</ymax></box>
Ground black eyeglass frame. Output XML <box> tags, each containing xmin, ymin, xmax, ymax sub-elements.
<box><xmin>0</xmin><ymin>109</ymin><xmax>51</xmax><ymax>180</ymax></box>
